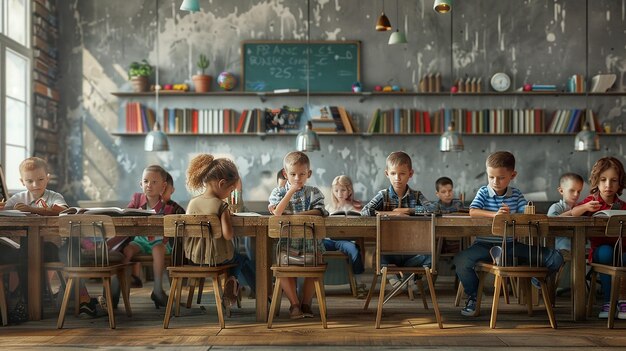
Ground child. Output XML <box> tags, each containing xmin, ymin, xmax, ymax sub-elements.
<box><xmin>326</xmin><ymin>175</ymin><xmax>366</xmax><ymax>298</ymax></box>
<box><xmin>454</xmin><ymin>151</ymin><xmax>564</xmax><ymax>317</ymax></box>
<box><xmin>267</xmin><ymin>169</ymin><xmax>287</xmax><ymax>213</ymax></box>
<box><xmin>432</xmin><ymin>176</ymin><xmax>465</xmax><ymax>213</ymax></box>
<box><xmin>360</xmin><ymin>151</ymin><xmax>433</xmax><ymax>289</ymax></box>
<box><xmin>185</xmin><ymin>154</ymin><xmax>255</xmax><ymax>312</ymax></box>
<box><xmin>547</xmin><ymin>173</ymin><xmax>585</xmax><ymax>252</ymax></box>
<box><xmin>122</xmin><ymin>165</ymin><xmax>185</xmax><ymax>308</ymax></box>
<box><xmin>570</xmin><ymin>157</ymin><xmax>626</xmax><ymax>319</ymax></box>
<box><xmin>268</xmin><ymin>151</ymin><xmax>327</xmax><ymax>319</ymax></box>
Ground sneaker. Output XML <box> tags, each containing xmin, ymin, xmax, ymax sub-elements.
<box><xmin>78</xmin><ymin>298</ymin><xmax>99</xmax><ymax>319</ymax></box>
<box><xmin>301</xmin><ymin>304</ymin><xmax>314</xmax><ymax>318</ymax></box>
<box><xmin>356</xmin><ymin>283</ymin><xmax>368</xmax><ymax>299</ymax></box>
<box><xmin>618</xmin><ymin>301</ymin><xmax>626</xmax><ymax>320</ymax></box>
<box><xmin>130</xmin><ymin>274</ymin><xmax>143</xmax><ymax>289</ymax></box>
<box><xmin>289</xmin><ymin>305</ymin><xmax>304</xmax><ymax>319</ymax></box>
<box><xmin>531</xmin><ymin>277</ymin><xmax>542</xmax><ymax>290</ymax></box>
<box><xmin>461</xmin><ymin>298</ymin><xmax>477</xmax><ymax>317</ymax></box>
<box><xmin>598</xmin><ymin>303</ymin><xmax>611</xmax><ymax>319</ymax></box>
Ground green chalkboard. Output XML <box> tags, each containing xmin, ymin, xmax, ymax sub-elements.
<box><xmin>242</xmin><ymin>41</ymin><xmax>360</xmax><ymax>92</ymax></box>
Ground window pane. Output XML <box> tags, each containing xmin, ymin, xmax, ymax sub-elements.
<box><xmin>7</xmin><ymin>0</ymin><xmax>26</xmax><ymax>45</ymax></box>
<box><xmin>6</xmin><ymin>49</ymin><xmax>27</xmax><ymax>100</ymax></box>
<box><xmin>6</xmin><ymin>97</ymin><xmax>26</xmax><ymax>146</ymax></box>
<box><xmin>5</xmin><ymin>145</ymin><xmax>26</xmax><ymax>190</ymax></box>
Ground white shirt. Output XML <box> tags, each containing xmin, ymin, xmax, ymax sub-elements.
<box><xmin>5</xmin><ymin>189</ymin><xmax>68</xmax><ymax>209</ymax></box>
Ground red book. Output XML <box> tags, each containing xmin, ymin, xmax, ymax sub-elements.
<box><xmin>465</xmin><ymin>110</ymin><xmax>472</xmax><ymax>133</ymax></box>
<box><xmin>125</xmin><ymin>103</ymin><xmax>131</xmax><ymax>132</ymax></box>
<box><xmin>534</xmin><ymin>109</ymin><xmax>541</xmax><ymax>133</ymax></box>
<box><xmin>236</xmin><ymin>109</ymin><xmax>247</xmax><ymax>133</ymax></box>
<box><xmin>414</xmin><ymin>110</ymin><xmax>421</xmax><ymax>134</ymax></box>
<box><xmin>423</xmin><ymin>111</ymin><xmax>431</xmax><ymax>133</ymax></box>
<box><xmin>192</xmin><ymin>110</ymin><xmax>199</xmax><ymax>133</ymax></box>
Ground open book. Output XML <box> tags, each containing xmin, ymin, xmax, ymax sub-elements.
<box><xmin>329</xmin><ymin>210</ymin><xmax>362</xmax><ymax>216</ymax></box>
<box><xmin>61</xmin><ymin>207</ymin><xmax>156</xmax><ymax>216</ymax></box>
<box><xmin>0</xmin><ymin>210</ymin><xmax>29</xmax><ymax>217</ymax></box>
<box><xmin>593</xmin><ymin>210</ymin><xmax>626</xmax><ymax>217</ymax></box>
<box><xmin>232</xmin><ymin>212</ymin><xmax>262</xmax><ymax>217</ymax></box>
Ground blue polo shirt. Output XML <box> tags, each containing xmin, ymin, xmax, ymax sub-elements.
<box><xmin>469</xmin><ymin>185</ymin><xmax>527</xmax><ymax>243</ymax></box>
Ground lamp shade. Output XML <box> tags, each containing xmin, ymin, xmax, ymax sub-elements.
<box><xmin>433</xmin><ymin>0</ymin><xmax>452</xmax><ymax>13</ymax></box>
<box><xmin>296</xmin><ymin>121</ymin><xmax>320</xmax><ymax>152</ymax></box>
<box><xmin>144</xmin><ymin>122</ymin><xmax>170</xmax><ymax>152</ymax></box>
<box><xmin>376</xmin><ymin>12</ymin><xmax>392</xmax><ymax>31</ymax></box>
<box><xmin>440</xmin><ymin>122</ymin><xmax>464</xmax><ymax>152</ymax></box>
<box><xmin>388</xmin><ymin>29</ymin><xmax>407</xmax><ymax>45</ymax></box>
<box><xmin>180</xmin><ymin>0</ymin><xmax>200</xmax><ymax>12</ymax></box>
<box><xmin>574</xmin><ymin>124</ymin><xmax>600</xmax><ymax>151</ymax></box>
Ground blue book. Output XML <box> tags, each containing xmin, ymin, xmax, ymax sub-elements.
<box><xmin>169</xmin><ymin>108</ymin><xmax>175</xmax><ymax>132</ymax></box>
<box><xmin>394</xmin><ymin>108</ymin><xmax>400</xmax><ymax>134</ymax></box>
<box><xmin>141</xmin><ymin>105</ymin><xmax>148</xmax><ymax>132</ymax></box>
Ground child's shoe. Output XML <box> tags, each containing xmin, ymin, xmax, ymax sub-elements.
<box><xmin>598</xmin><ymin>303</ymin><xmax>611</xmax><ymax>319</ymax></box>
<box><xmin>618</xmin><ymin>301</ymin><xmax>626</xmax><ymax>320</ymax></box>
<box><xmin>356</xmin><ymin>283</ymin><xmax>368</xmax><ymax>299</ymax></box>
<box><xmin>461</xmin><ymin>297</ymin><xmax>477</xmax><ymax>317</ymax></box>
<box><xmin>301</xmin><ymin>304</ymin><xmax>314</xmax><ymax>318</ymax></box>
<box><xmin>289</xmin><ymin>304</ymin><xmax>304</xmax><ymax>319</ymax></box>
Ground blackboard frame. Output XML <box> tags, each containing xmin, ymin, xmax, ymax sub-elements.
<box><xmin>0</xmin><ymin>165</ymin><xmax>8</xmax><ymax>202</ymax></box>
<box><xmin>241</xmin><ymin>40</ymin><xmax>361</xmax><ymax>93</ymax></box>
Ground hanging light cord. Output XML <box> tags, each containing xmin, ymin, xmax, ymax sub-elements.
<box><xmin>155</xmin><ymin>0</ymin><xmax>160</xmax><ymax>128</ymax></box>
<box><xmin>395</xmin><ymin>0</ymin><xmax>399</xmax><ymax>31</ymax></box>
<box><xmin>307</xmin><ymin>0</ymin><xmax>310</xmax><ymax>106</ymax></box>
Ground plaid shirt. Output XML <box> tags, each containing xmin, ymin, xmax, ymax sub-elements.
<box><xmin>360</xmin><ymin>185</ymin><xmax>432</xmax><ymax>216</ymax></box>
<box><xmin>268</xmin><ymin>183</ymin><xmax>327</xmax><ymax>253</ymax></box>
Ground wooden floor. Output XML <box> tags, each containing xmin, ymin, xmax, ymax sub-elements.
<box><xmin>1</xmin><ymin>279</ymin><xmax>626</xmax><ymax>349</ymax></box>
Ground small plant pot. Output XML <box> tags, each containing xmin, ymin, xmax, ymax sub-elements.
<box><xmin>192</xmin><ymin>75</ymin><xmax>212</xmax><ymax>93</ymax></box>
<box><xmin>130</xmin><ymin>76</ymin><xmax>149</xmax><ymax>92</ymax></box>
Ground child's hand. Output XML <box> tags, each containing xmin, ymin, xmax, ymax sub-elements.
<box><xmin>497</xmin><ymin>203</ymin><xmax>510</xmax><ymax>215</ymax></box>
<box><xmin>391</xmin><ymin>208</ymin><xmax>413</xmax><ymax>216</ymax></box>
<box><xmin>0</xmin><ymin>201</ymin><xmax>5</xmax><ymax>210</ymax></box>
<box><xmin>14</xmin><ymin>203</ymin><xmax>30</xmax><ymax>212</ymax></box>
<box><xmin>584</xmin><ymin>200</ymin><xmax>601</xmax><ymax>212</ymax></box>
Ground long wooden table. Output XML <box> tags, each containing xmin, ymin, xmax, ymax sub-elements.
<box><xmin>4</xmin><ymin>214</ymin><xmax>609</xmax><ymax>322</ymax></box>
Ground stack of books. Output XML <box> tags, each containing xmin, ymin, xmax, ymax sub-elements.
<box><xmin>531</xmin><ymin>84</ymin><xmax>557</xmax><ymax>92</ymax></box>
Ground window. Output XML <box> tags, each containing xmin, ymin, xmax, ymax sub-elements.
<box><xmin>0</xmin><ymin>0</ymin><xmax>31</xmax><ymax>191</ymax></box>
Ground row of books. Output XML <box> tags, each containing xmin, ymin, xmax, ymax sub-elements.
<box><xmin>125</xmin><ymin>102</ymin><xmax>156</xmax><ymax>133</ymax></box>
<box><xmin>309</xmin><ymin>106</ymin><xmax>357</xmax><ymax>133</ymax></box>
<box><xmin>366</xmin><ymin>108</ymin><xmax>600</xmax><ymax>134</ymax></box>
<box><xmin>567</xmin><ymin>74</ymin><xmax>586</xmax><ymax>93</ymax></box>
<box><xmin>162</xmin><ymin>108</ymin><xmax>267</xmax><ymax>134</ymax></box>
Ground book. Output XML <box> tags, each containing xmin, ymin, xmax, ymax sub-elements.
<box><xmin>329</xmin><ymin>210</ymin><xmax>361</xmax><ymax>216</ymax></box>
<box><xmin>232</xmin><ymin>212</ymin><xmax>263</xmax><ymax>217</ymax></box>
<box><xmin>592</xmin><ymin>210</ymin><xmax>626</xmax><ymax>217</ymax></box>
<box><xmin>590</xmin><ymin>74</ymin><xmax>616</xmax><ymax>93</ymax></box>
<box><xmin>60</xmin><ymin>207</ymin><xmax>156</xmax><ymax>216</ymax></box>
<box><xmin>0</xmin><ymin>210</ymin><xmax>29</xmax><ymax>217</ymax></box>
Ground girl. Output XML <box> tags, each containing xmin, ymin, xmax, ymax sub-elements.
<box><xmin>123</xmin><ymin>165</ymin><xmax>185</xmax><ymax>308</ymax></box>
<box><xmin>327</xmin><ymin>175</ymin><xmax>362</xmax><ymax>214</ymax></box>
<box><xmin>185</xmin><ymin>154</ymin><xmax>255</xmax><ymax>312</ymax></box>
<box><xmin>571</xmin><ymin>157</ymin><xmax>626</xmax><ymax>319</ymax></box>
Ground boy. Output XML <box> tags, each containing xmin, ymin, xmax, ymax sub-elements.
<box><xmin>360</xmin><ymin>151</ymin><xmax>433</xmax><ymax>289</ymax></box>
<box><xmin>432</xmin><ymin>176</ymin><xmax>465</xmax><ymax>213</ymax></box>
<box><xmin>547</xmin><ymin>172</ymin><xmax>584</xmax><ymax>252</ymax></box>
<box><xmin>454</xmin><ymin>151</ymin><xmax>564</xmax><ymax>317</ymax></box>
<box><xmin>268</xmin><ymin>151</ymin><xmax>327</xmax><ymax>319</ymax></box>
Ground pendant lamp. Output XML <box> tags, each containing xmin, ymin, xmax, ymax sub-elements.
<box><xmin>440</xmin><ymin>121</ymin><xmax>464</xmax><ymax>152</ymax></box>
<box><xmin>433</xmin><ymin>0</ymin><xmax>452</xmax><ymax>13</ymax></box>
<box><xmin>388</xmin><ymin>0</ymin><xmax>407</xmax><ymax>44</ymax></box>
<box><xmin>180</xmin><ymin>0</ymin><xmax>200</xmax><ymax>12</ymax></box>
<box><xmin>376</xmin><ymin>0</ymin><xmax>392</xmax><ymax>31</ymax></box>
<box><xmin>145</xmin><ymin>0</ymin><xmax>170</xmax><ymax>152</ymax></box>
<box><xmin>574</xmin><ymin>123</ymin><xmax>600</xmax><ymax>151</ymax></box>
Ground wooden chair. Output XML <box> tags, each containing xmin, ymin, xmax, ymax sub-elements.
<box><xmin>0</xmin><ymin>264</ymin><xmax>17</xmax><ymax>326</ymax></box>
<box><xmin>363</xmin><ymin>214</ymin><xmax>443</xmax><ymax>329</ymax></box>
<box><xmin>56</xmin><ymin>215</ymin><xmax>132</xmax><ymax>329</ymax></box>
<box><xmin>587</xmin><ymin>215</ymin><xmax>626</xmax><ymax>329</ymax></box>
<box><xmin>162</xmin><ymin>214</ymin><xmax>236</xmax><ymax>329</ymax></box>
<box><xmin>267</xmin><ymin>215</ymin><xmax>328</xmax><ymax>329</ymax></box>
<box><xmin>322</xmin><ymin>250</ymin><xmax>357</xmax><ymax>297</ymax></box>
<box><xmin>475</xmin><ymin>214</ymin><xmax>557</xmax><ymax>329</ymax></box>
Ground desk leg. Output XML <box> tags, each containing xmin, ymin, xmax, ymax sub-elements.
<box><xmin>572</xmin><ymin>227</ymin><xmax>586</xmax><ymax>321</ymax></box>
<box><xmin>255</xmin><ymin>226</ymin><xmax>270</xmax><ymax>322</ymax></box>
<box><xmin>27</xmin><ymin>225</ymin><xmax>42</xmax><ymax>321</ymax></box>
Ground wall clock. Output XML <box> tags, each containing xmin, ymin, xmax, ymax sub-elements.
<box><xmin>490</xmin><ymin>72</ymin><xmax>511</xmax><ymax>92</ymax></box>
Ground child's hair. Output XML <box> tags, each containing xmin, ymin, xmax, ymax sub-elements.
<box><xmin>186</xmin><ymin>154</ymin><xmax>240</xmax><ymax>191</ymax></box>
<box><xmin>559</xmin><ymin>172</ymin><xmax>584</xmax><ymax>186</ymax></box>
<box><xmin>589</xmin><ymin>157</ymin><xmax>626</xmax><ymax>196</ymax></box>
<box><xmin>283</xmin><ymin>151</ymin><xmax>310</xmax><ymax>169</ymax></box>
<box><xmin>277</xmin><ymin>168</ymin><xmax>286</xmax><ymax>182</ymax></box>
<box><xmin>386</xmin><ymin>151</ymin><xmax>412</xmax><ymax>170</ymax></box>
<box><xmin>486</xmin><ymin>151</ymin><xmax>515</xmax><ymax>171</ymax></box>
<box><xmin>165</xmin><ymin>172</ymin><xmax>174</xmax><ymax>187</ymax></box>
<box><xmin>435</xmin><ymin>177</ymin><xmax>453</xmax><ymax>191</ymax></box>
<box><xmin>331</xmin><ymin>175</ymin><xmax>356</xmax><ymax>208</ymax></box>
<box><xmin>19</xmin><ymin>157</ymin><xmax>48</xmax><ymax>174</ymax></box>
<box><xmin>144</xmin><ymin>165</ymin><xmax>168</xmax><ymax>181</ymax></box>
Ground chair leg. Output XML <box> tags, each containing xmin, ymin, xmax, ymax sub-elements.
<box><xmin>454</xmin><ymin>281</ymin><xmax>464</xmax><ymax>307</ymax></box>
<box><xmin>103</xmin><ymin>277</ymin><xmax>116</xmax><ymax>329</ymax></box>
<box><xmin>117</xmin><ymin>268</ymin><xmax>132</xmax><ymax>317</ymax></box>
<box><xmin>375</xmin><ymin>267</ymin><xmax>388</xmax><ymax>329</ymax></box>
<box><xmin>540</xmin><ymin>278</ymin><xmax>557</xmax><ymax>329</ymax></box>
<box><xmin>275</xmin><ymin>286</ymin><xmax>283</xmax><ymax>317</ymax></box>
<box><xmin>363</xmin><ymin>273</ymin><xmax>378</xmax><ymax>310</ymax></box>
<box><xmin>163</xmin><ymin>276</ymin><xmax>179</xmax><ymax>329</ymax></box>
<box><xmin>0</xmin><ymin>274</ymin><xmax>7</xmax><ymax>326</ymax></box>
<box><xmin>175</xmin><ymin>276</ymin><xmax>184</xmax><ymax>317</ymax></box>
<box><xmin>313</xmin><ymin>278</ymin><xmax>328</xmax><ymax>329</ymax></box>
<box><xmin>490</xmin><ymin>275</ymin><xmax>502</xmax><ymax>329</ymax></box>
<box><xmin>523</xmin><ymin>278</ymin><xmax>533</xmax><ymax>317</ymax></box>
<box><xmin>267</xmin><ymin>277</ymin><xmax>282</xmax><ymax>328</ymax></box>
<box><xmin>608</xmin><ymin>274</ymin><xmax>620</xmax><ymax>329</ymax></box>
<box><xmin>57</xmin><ymin>277</ymin><xmax>74</xmax><ymax>329</ymax></box>
<box><xmin>417</xmin><ymin>279</ymin><xmax>428</xmax><ymax>309</ymax></box>
<box><xmin>502</xmin><ymin>277</ymin><xmax>510</xmax><ymax>305</ymax></box>
<box><xmin>212</xmin><ymin>276</ymin><xmax>225</xmax><ymax>330</ymax></box>
<box><xmin>475</xmin><ymin>271</ymin><xmax>485</xmax><ymax>317</ymax></box>
<box><xmin>196</xmin><ymin>278</ymin><xmax>205</xmax><ymax>304</ymax></box>
<box><xmin>345</xmin><ymin>258</ymin><xmax>357</xmax><ymax>297</ymax></box>
<box><xmin>587</xmin><ymin>271</ymin><xmax>597</xmax><ymax>318</ymax></box>
<box><xmin>424</xmin><ymin>268</ymin><xmax>443</xmax><ymax>329</ymax></box>
<box><xmin>73</xmin><ymin>278</ymin><xmax>80</xmax><ymax>317</ymax></box>
<box><xmin>186</xmin><ymin>278</ymin><xmax>197</xmax><ymax>309</ymax></box>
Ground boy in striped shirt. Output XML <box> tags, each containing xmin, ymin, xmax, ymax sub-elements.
<box><xmin>453</xmin><ymin>151</ymin><xmax>564</xmax><ymax>317</ymax></box>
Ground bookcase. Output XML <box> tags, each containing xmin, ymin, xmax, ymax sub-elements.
<box><xmin>111</xmin><ymin>91</ymin><xmax>626</xmax><ymax>137</ymax></box>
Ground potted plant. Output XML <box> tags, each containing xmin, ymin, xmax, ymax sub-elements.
<box><xmin>128</xmin><ymin>59</ymin><xmax>153</xmax><ymax>92</ymax></box>
<box><xmin>192</xmin><ymin>54</ymin><xmax>212</xmax><ymax>93</ymax></box>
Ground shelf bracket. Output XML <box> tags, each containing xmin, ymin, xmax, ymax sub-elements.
<box><xmin>256</xmin><ymin>93</ymin><xmax>267</xmax><ymax>103</ymax></box>
<box><xmin>358</xmin><ymin>92</ymin><xmax>371</xmax><ymax>103</ymax></box>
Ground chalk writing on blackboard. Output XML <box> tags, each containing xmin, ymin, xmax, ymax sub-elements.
<box><xmin>242</xmin><ymin>41</ymin><xmax>360</xmax><ymax>92</ymax></box>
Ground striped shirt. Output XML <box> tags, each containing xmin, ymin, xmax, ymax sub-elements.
<box><xmin>268</xmin><ymin>183</ymin><xmax>327</xmax><ymax>253</ymax></box>
<box><xmin>469</xmin><ymin>185</ymin><xmax>527</xmax><ymax>243</ymax></box>
<box><xmin>432</xmin><ymin>198</ymin><xmax>465</xmax><ymax>214</ymax></box>
<box><xmin>361</xmin><ymin>185</ymin><xmax>432</xmax><ymax>216</ymax></box>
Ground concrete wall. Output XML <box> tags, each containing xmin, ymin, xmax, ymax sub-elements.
<box><xmin>56</xmin><ymin>0</ymin><xmax>626</xmax><ymax>207</ymax></box>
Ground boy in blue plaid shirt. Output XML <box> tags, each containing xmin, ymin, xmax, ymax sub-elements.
<box><xmin>268</xmin><ymin>151</ymin><xmax>327</xmax><ymax>319</ymax></box>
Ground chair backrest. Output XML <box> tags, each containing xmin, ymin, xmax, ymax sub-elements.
<box><xmin>57</xmin><ymin>215</ymin><xmax>116</xmax><ymax>267</ymax></box>
<box><xmin>491</xmin><ymin>214</ymin><xmax>549</xmax><ymax>267</ymax></box>
<box><xmin>375</xmin><ymin>214</ymin><xmax>436</xmax><ymax>273</ymax></box>
<box><xmin>605</xmin><ymin>215</ymin><xmax>626</xmax><ymax>267</ymax></box>
<box><xmin>163</xmin><ymin>214</ymin><xmax>222</xmax><ymax>266</ymax></box>
<box><xmin>268</xmin><ymin>215</ymin><xmax>326</xmax><ymax>239</ymax></box>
